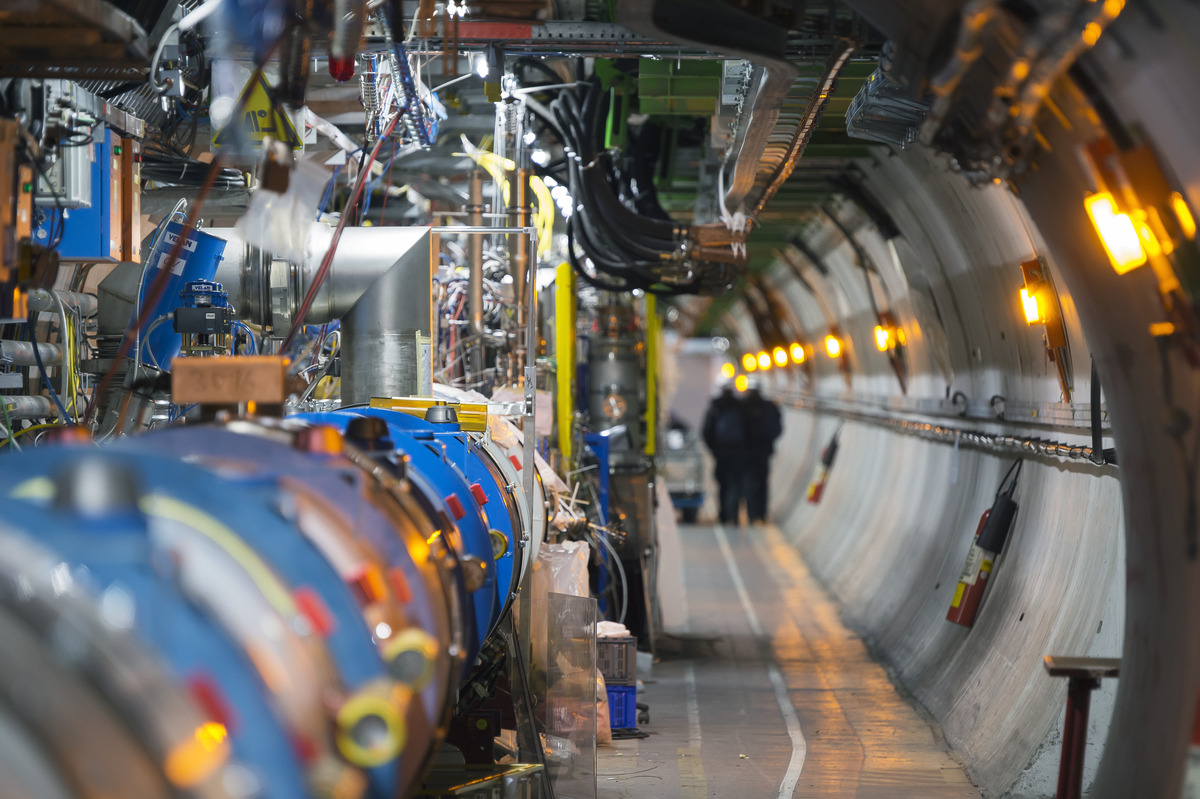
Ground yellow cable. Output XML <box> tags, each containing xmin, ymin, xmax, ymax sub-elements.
<box><xmin>12</xmin><ymin>423</ymin><xmax>66</xmax><ymax>440</ymax></box>
<box><xmin>141</xmin><ymin>494</ymin><xmax>297</xmax><ymax>616</ymax></box>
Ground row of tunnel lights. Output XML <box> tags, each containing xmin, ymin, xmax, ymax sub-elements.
<box><xmin>720</xmin><ymin>324</ymin><xmax>903</xmax><ymax>390</ymax></box>
<box><xmin>718</xmin><ymin>184</ymin><xmax>1197</xmax><ymax>393</ymax></box>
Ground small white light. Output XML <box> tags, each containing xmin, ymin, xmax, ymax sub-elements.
<box><xmin>523</xmin><ymin>131</ymin><xmax>536</xmax><ymax>146</ymax></box>
<box><xmin>50</xmin><ymin>563</ymin><xmax>72</xmax><ymax>596</ymax></box>
<box><xmin>474</xmin><ymin>55</ymin><xmax>489</xmax><ymax>79</ymax></box>
<box><xmin>531</xmin><ymin>148</ymin><xmax>550</xmax><ymax>166</ymax></box>
<box><xmin>99</xmin><ymin>584</ymin><xmax>136</xmax><ymax>630</ymax></box>
<box><xmin>375</xmin><ymin>622</ymin><xmax>393</xmax><ymax>640</ymax></box>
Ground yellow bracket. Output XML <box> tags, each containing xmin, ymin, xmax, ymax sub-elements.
<box><xmin>368</xmin><ymin>397</ymin><xmax>488</xmax><ymax>433</ymax></box>
<box><xmin>555</xmin><ymin>262</ymin><xmax>576</xmax><ymax>459</ymax></box>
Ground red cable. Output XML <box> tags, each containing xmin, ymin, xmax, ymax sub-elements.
<box><xmin>379</xmin><ymin>154</ymin><xmax>397</xmax><ymax>222</ymax></box>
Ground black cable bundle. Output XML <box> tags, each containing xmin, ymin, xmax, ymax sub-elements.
<box><xmin>141</xmin><ymin>153</ymin><xmax>244</xmax><ymax>189</ymax></box>
<box><xmin>524</xmin><ymin>69</ymin><xmax>702</xmax><ymax>295</ymax></box>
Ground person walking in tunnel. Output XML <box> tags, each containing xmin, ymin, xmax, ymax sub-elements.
<box><xmin>702</xmin><ymin>378</ymin><xmax>748</xmax><ymax>525</ymax></box>
<box><xmin>742</xmin><ymin>378</ymin><xmax>783</xmax><ymax>525</ymax></box>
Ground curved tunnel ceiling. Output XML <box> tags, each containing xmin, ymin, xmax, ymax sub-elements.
<box><xmin>679</xmin><ymin>2</ymin><xmax>1200</xmax><ymax>796</ymax></box>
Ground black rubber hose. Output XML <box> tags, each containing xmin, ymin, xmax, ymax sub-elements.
<box><xmin>582</xmin><ymin>161</ymin><xmax>679</xmax><ymax>246</ymax></box>
<box><xmin>572</xmin><ymin>203</ymin><xmax>658</xmax><ymax>275</ymax></box>
<box><xmin>516</xmin><ymin>56</ymin><xmax>564</xmax><ymax>85</ymax></box>
<box><xmin>524</xmin><ymin>97</ymin><xmax>566</xmax><ymax>144</ymax></box>
<box><xmin>567</xmin><ymin>219</ymin><xmax>638</xmax><ymax>291</ymax></box>
<box><xmin>569</xmin><ymin>159</ymin><xmax>679</xmax><ymax>271</ymax></box>
<box><xmin>551</xmin><ymin>96</ymin><xmax>585</xmax><ymax>155</ymax></box>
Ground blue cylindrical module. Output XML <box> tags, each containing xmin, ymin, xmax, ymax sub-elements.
<box><xmin>292</xmin><ymin>408</ymin><xmax>501</xmax><ymax>656</ymax></box>
<box><xmin>0</xmin><ymin>456</ymin><xmax>309</xmax><ymax>798</ymax></box>
<box><xmin>114</xmin><ymin>424</ymin><xmax>459</xmax><ymax>799</ymax></box>
<box><xmin>0</xmin><ymin>422</ymin><xmax>465</xmax><ymax>799</ymax></box>
<box><xmin>135</xmin><ymin>223</ymin><xmax>227</xmax><ymax>370</ymax></box>
<box><xmin>343</xmin><ymin>408</ymin><xmax>522</xmax><ymax>620</ymax></box>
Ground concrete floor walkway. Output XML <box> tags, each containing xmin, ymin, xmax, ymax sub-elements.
<box><xmin>596</xmin><ymin>524</ymin><xmax>980</xmax><ymax>799</ymax></box>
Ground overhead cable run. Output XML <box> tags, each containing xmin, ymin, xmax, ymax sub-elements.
<box><xmin>745</xmin><ymin>38</ymin><xmax>859</xmax><ymax>224</ymax></box>
<box><xmin>529</xmin><ymin>72</ymin><xmax>741</xmax><ymax>295</ymax></box>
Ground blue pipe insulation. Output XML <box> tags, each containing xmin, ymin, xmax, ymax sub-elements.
<box><xmin>0</xmin><ymin>411</ymin><xmax>530</xmax><ymax>799</ymax></box>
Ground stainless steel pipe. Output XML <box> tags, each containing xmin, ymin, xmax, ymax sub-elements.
<box><xmin>1</xmin><ymin>396</ymin><xmax>56</xmax><ymax>420</ymax></box>
<box><xmin>27</xmin><ymin>289</ymin><xmax>98</xmax><ymax>318</ymax></box>
<box><xmin>511</xmin><ymin>168</ymin><xmax>531</xmax><ymax>385</ymax></box>
<box><xmin>0</xmin><ymin>340</ymin><xmax>64</xmax><ymax>366</ymax></box>
<box><xmin>467</xmin><ymin>171</ymin><xmax>484</xmax><ymax>385</ymax></box>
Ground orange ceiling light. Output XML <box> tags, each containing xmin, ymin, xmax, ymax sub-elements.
<box><xmin>789</xmin><ymin>342</ymin><xmax>805</xmax><ymax>363</ymax></box>
<box><xmin>772</xmin><ymin>346</ymin><xmax>788</xmax><ymax>366</ymax></box>
<box><xmin>1170</xmin><ymin>191</ymin><xmax>1196</xmax><ymax>240</ymax></box>
<box><xmin>1020</xmin><ymin>287</ymin><xmax>1043</xmax><ymax>325</ymax></box>
<box><xmin>756</xmin><ymin>351</ymin><xmax>772</xmax><ymax>370</ymax></box>
<box><xmin>741</xmin><ymin>353</ymin><xmax>757</xmax><ymax>372</ymax></box>
<box><xmin>1084</xmin><ymin>192</ymin><xmax>1147</xmax><ymax>274</ymax></box>
<box><xmin>824</xmin><ymin>334</ymin><xmax>842</xmax><ymax>358</ymax></box>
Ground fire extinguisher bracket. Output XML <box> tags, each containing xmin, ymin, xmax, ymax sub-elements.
<box><xmin>978</xmin><ymin>492</ymin><xmax>1018</xmax><ymax>552</ymax></box>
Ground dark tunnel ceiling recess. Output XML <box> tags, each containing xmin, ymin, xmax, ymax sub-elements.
<box><xmin>355</xmin><ymin>3</ymin><xmax>889</xmax><ymax>292</ymax></box>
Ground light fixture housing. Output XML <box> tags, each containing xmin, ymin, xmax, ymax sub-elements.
<box><xmin>824</xmin><ymin>334</ymin><xmax>842</xmax><ymax>358</ymax></box>
<box><xmin>1084</xmin><ymin>192</ymin><xmax>1147</xmax><ymax>274</ymax></box>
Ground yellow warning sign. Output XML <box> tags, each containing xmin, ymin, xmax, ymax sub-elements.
<box><xmin>212</xmin><ymin>73</ymin><xmax>302</xmax><ymax>149</ymax></box>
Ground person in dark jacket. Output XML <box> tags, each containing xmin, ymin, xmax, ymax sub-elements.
<box><xmin>742</xmin><ymin>378</ymin><xmax>783</xmax><ymax>524</ymax></box>
<box><xmin>702</xmin><ymin>379</ymin><xmax>748</xmax><ymax>525</ymax></box>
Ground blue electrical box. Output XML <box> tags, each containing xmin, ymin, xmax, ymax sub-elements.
<box><xmin>34</xmin><ymin>128</ymin><xmax>123</xmax><ymax>261</ymax></box>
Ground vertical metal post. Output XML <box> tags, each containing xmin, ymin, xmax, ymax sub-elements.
<box><xmin>522</xmin><ymin>224</ymin><xmax>538</xmax><ymax>545</ymax></box>
<box><xmin>467</xmin><ymin>171</ymin><xmax>484</xmax><ymax>386</ymax></box>
<box><xmin>518</xmin><ymin>225</ymin><xmax>539</xmax><ymax>756</ymax></box>
<box><xmin>1043</xmin><ymin>656</ymin><xmax>1118</xmax><ymax>799</ymax></box>
<box><xmin>513</xmin><ymin>169</ymin><xmax>531</xmax><ymax>321</ymax></box>
<box><xmin>1056</xmin><ymin>677</ymin><xmax>1098</xmax><ymax>799</ymax></box>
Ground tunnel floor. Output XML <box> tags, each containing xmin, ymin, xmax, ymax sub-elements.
<box><xmin>595</xmin><ymin>524</ymin><xmax>980</xmax><ymax>798</ymax></box>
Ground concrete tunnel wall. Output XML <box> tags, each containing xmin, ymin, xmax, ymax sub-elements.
<box><xmin>721</xmin><ymin>145</ymin><xmax>1126</xmax><ymax>797</ymax></box>
<box><xmin>709</xmin><ymin>4</ymin><xmax>1200</xmax><ymax>792</ymax></box>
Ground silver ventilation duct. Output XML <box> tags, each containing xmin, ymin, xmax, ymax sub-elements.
<box><xmin>210</xmin><ymin>225</ymin><xmax>434</xmax><ymax>405</ymax></box>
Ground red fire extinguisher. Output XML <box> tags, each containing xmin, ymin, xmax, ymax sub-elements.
<box><xmin>947</xmin><ymin>460</ymin><xmax>1022</xmax><ymax>627</ymax></box>
<box><xmin>807</xmin><ymin>425</ymin><xmax>842</xmax><ymax>504</ymax></box>
<box><xmin>1184</xmin><ymin>692</ymin><xmax>1200</xmax><ymax>798</ymax></box>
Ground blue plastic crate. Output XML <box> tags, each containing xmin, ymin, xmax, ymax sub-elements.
<box><xmin>606</xmin><ymin>684</ymin><xmax>637</xmax><ymax>729</ymax></box>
